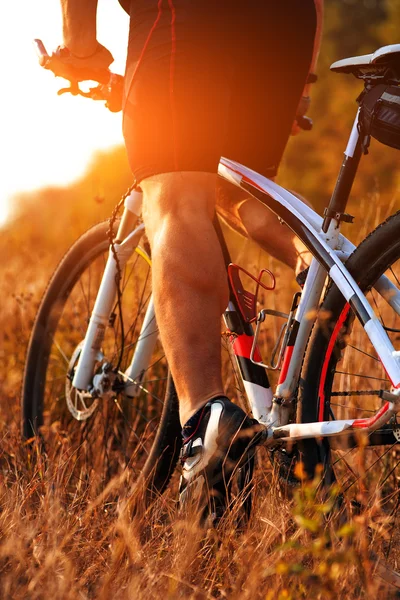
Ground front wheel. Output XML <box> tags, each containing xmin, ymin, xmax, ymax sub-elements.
<box><xmin>22</xmin><ymin>221</ymin><xmax>180</xmax><ymax>485</ymax></box>
<box><xmin>299</xmin><ymin>210</ymin><xmax>400</xmax><ymax>582</ymax></box>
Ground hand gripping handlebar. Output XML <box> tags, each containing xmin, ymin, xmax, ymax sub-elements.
<box><xmin>33</xmin><ymin>39</ymin><xmax>124</xmax><ymax>113</ymax></box>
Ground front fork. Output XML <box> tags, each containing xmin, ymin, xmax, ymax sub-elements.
<box><xmin>72</xmin><ymin>189</ymin><xmax>156</xmax><ymax>392</ymax></box>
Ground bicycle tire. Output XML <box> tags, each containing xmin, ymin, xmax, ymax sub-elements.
<box><xmin>299</xmin><ymin>210</ymin><xmax>400</xmax><ymax>581</ymax></box>
<box><xmin>22</xmin><ymin>220</ymin><xmax>181</xmax><ymax>489</ymax></box>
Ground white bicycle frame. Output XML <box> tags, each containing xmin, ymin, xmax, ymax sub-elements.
<box><xmin>72</xmin><ymin>108</ymin><xmax>400</xmax><ymax>446</ymax></box>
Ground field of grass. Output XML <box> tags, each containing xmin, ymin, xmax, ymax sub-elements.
<box><xmin>1</xmin><ymin>145</ymin><xmax>400</xmax><ymax>599</ymax></box>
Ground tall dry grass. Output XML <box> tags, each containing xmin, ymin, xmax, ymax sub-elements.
<box><xmin>1</xmin><ymin>175</ymin><xmax>399</xmax><ymax>598</ymax></box>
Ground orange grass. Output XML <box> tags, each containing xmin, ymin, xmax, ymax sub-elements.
<box><xmin>0</xmin><ymin>175</ymin><xmax>399</xmax><ymax>598</ymax></box>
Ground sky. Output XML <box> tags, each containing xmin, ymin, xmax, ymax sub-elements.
<box><xmin>1</xmin><ymin>1</ymin><xmax>129</xmax><ymax>224</ymax></box>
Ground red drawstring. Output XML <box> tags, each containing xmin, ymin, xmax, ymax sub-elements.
<box><xmin>130</xmin><ymin>0</ymin><xmax>164</xmax><ymax>82</ymax></box>
<box><xmin>128</xmin><ymin>0</ymin><xmax>178</xmax><ymax>170</ymax></box>
<box><xmin>168</xmin><ymin>0</ymin><xmax>178</xmax><ymax>170</ymax></box>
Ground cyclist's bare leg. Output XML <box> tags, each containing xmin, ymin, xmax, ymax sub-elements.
<box><xmin>216</xmin><ymin>180</ymin><xmax>312</xmax><ymax>275</ymax></box>
<box><xmin>141</xmin><ymin>172</ymin><xmax>229</xmax><ymax>426</ymax></box>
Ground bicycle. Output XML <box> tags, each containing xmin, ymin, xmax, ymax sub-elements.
<box><xmin>24</xmin><ymin>40</ymin><xmax>400</xmax><ymax>583</ymax></box>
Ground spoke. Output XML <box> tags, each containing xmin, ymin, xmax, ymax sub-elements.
<box><xmin>222</xmin><ymin>336</ymin><xmax>249</xmax><ymax>401</ymax></box>
<box><xmin>383</xmin><ymin>266</ymin><xmax>400</xmax><ymax>332</ymax></box>
<box><xmin>46</xmin><ymin>375</ymin><xmax>69</xmax><ymax>384</ymax></box>
<box><xmin>113</xmin><ymin>398</ymin><xmax>157</xmax><ymax>450</ymax></box>
<box><xmin>390</xmin><ymin>265</ymin><xmax>400</xmax><ymax>290</ymax></box>
<box><xmin>87</xmin><ymin>262</ymin><xmax>92</xmax><ymax>314</ymax></box>
<box><xmin>50</xmin><ymin>338</ymin><xmax>70</xmax><ymax>366</ymax></box>
<box><xmin>333</xmin><ymin>437</ymin><xmax>380</xmax><ymax>468</ymax></box>
<box><xmin>371</xmin><ymin>288</ymin><xmax>386</xmax><ymax>330</ymax></box>
<box><xmin>121</xmin><ymin>254</ymin><xmax>140</xmax><ymax>294</ymax></box>
<box><xmin>112</xmin><ymin>289</ymin><xmax>153</xmax><ymax>369</ymax></box>
<box><xmin>385</xmin><ymin>492</ymin><xmax>400</xmax><ymax>560</ymax></box>
<box><xmin>79</xmin><ymin>277</ymin><xmax>91</xmax><ymax>317</ymax></box>
<box><xmin>123</xmin><ymin>308</ymin><xmax>156</xmax><ymax>355</ymax></box>
<box><xmin>123</xmin><ymin>291</ymin><xmax>153</xmax><ymax>344</ymax></box>
<box><xmin>125</xmin><ymin>402</ymin><xmax>158</xmax><ymax>425</ymax></box>
<box><xmin>118</xmin><ymin>371</ymin><xmax>164</xmax><ymax>406</ymax></box>
<box><xmin>330</xmin><ymin>389</ymin><xmax>383</xmax><ymax>397</ymax></box>
<box><xmin>379</xmin><ymin>456</ymin><xmax>400</xmax><ymax>489</ymax></box>
<box><xmin>66</xmin><ymin>293</ymin><xmax>88</xmax><ymax>339</ymax></box>
<box><xmin>326</xmin><ymin>262</ymin><xmax>400</xmax><ymax>568</ymax></box>
<box><xmin>347</xmin><ymin>344</ymin><xmax>380</xmax><ymax>362</ymax></box>
<box><xmin>342</xmin><ymin>443</ymin><xmax>398</xmax><ymax>495</ymax></box>
<box><xmin>118</xmin><ymin>270</ymin><xmax>151</xmax><ymax>347</ymax></box>
<box><xmin>143</xmin><ymin>353</ymin><xmax>166</xmax><ymax>374</ymax></box>
<box><xmin>337</xmin><ymin>453</ymin><xmax>360</xmax><ymax>483</ymax></box>
<box><xmin>334</xmin><ymin>370</ymin><xmax>389</xmax><ymax>383</ymax></box>
<box><xmin>330</xmin><ymin>402</ymin><xmax>376</xmax><ymax>413</ymax></box>
<box><xmin>140</xmin><ymin>377</ymin><xmax>168</xmax><ymax>384</ymax></box>
<box><xmin>121</xmin><ymin>328</ymin><xmax>159</xmax><ymax>354</ymax></box>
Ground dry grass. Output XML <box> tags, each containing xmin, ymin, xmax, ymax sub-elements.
<box><xmin>0</xmin><ymin>191</ymin><xmax>399</xmax><ymax>599</ymax></box>
<box><xmin>0</xmin><ymin>437</ymin><xmax>395</xmax><ymax>599</ymax></box>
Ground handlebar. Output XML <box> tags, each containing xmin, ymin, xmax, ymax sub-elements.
<box><xmin>34</xmin><ymin>38</ymin><xmax>313</xmax><ymax>127</ymax></box>
<box><xmin>33</xmin><ymin>39</ymin><xmax>49</xmax><ymax>67</ymax></box>
<box><xmin>33</xmin><ymin>39</ymin><xmax>124</xmax><ymax>113</ymax></box>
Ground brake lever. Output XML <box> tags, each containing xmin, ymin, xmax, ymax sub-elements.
<box><xmin>34</xmin><ymin>38</ymin><xmax>123</xmax><ymax>111</ymax></box>
<box><xmin>33</xmin><ymin>39</ymin><xmax>50</xmax><ymax>66</ymax></box>
<box><xmin>57</xmin><ymin>81</ymin><xmax>80</xmax><ymax>96</ymax></box>
<box><xmin>57</xmin><ymin>81</ymin><xmax>114</xmax><ymax>103</ymax></box>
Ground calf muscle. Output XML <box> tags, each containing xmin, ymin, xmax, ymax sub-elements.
<box><xmin>141</xmin><ymin>172</ymin><xmax>228</xmax><ymax>425</ymax></box>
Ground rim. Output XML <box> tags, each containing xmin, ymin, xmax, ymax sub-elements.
<box><xmin>40</xmin><ymin>244</ymin><xmax>168</xmax><ymax>472</ymax></box>
<box><xmin>323</xmin><ymin>259</ymin><xmax>400</xmax><ymax>571</ymax></box>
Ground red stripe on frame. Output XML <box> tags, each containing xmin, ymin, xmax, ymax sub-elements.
<box><xmin>232</xmin><ymin>334</ymin><xmax>262</xmax><ymax>362</ymax></box>
<box><xmin>278</xmin><ymin>345</ymin><xmax>294</xmax><ymax>385</ymax></box>
<box><xmin>351</xmin><ymin>402</ymin><xmax>390</xmax><ymax>429</ymax></box>
<box><xmin>318</xmin><ymin>304</ymin><xmax>351</xmax><ymax>422</ymax></box>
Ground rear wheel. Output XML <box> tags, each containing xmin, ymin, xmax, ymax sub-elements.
<box><xmin>299</xmin><ymin>211</ymin><xmax>400</xmax><ymax>582</ymax></box>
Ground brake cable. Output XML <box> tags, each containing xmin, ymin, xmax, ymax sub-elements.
<box><xmin>107</xmin><ymin>185</ymin><xmax>136</xmax><ymax>376</ymax></box>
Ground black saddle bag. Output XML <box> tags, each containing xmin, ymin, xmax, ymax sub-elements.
<box><xmin>359</xmin><ymin>83</ymin><xmax>400</xmax><ymax>152</ymax></box>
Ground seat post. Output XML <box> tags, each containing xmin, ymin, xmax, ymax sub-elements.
<box><xmin>322</xmin><ymin>110</ymin><xmax>363</xmax><ymax>233</ymax></box>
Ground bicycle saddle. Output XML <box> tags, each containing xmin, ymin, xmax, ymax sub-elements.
<box><xmin>330</xmin><ymin>44</ymin><xmax>400</xmax><ymax>77</ymax></box>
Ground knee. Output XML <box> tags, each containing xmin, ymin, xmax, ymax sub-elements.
<box><xmin>141</xmin><ymin>172</ymin><xmax>217</xmax><ymax>237</ymax></box>
<box><xmin>242</xmin><ymin>213</ymin><xmax>273</xmax><ymax>245</ymax></box>
<box><xmin>238</xmin><ymin>200</ymin><xmax>282</xmax><ymax>245</ymax></box>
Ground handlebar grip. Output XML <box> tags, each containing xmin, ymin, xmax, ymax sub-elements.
<box><xmin>33</xmin><ymin>39</ymin><xmax>50</xmax><ymax>67</ymax></box>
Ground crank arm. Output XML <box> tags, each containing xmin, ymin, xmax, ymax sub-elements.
<box><xmin>259</xmin><ymin>391</ymin><xmax>400</xmax><ymax>445</ymax></box>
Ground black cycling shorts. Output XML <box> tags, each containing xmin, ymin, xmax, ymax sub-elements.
<box><xmin>122</xmin><ymin>0</ymin><xmax>317</xmax><ymax>184</ymax></box>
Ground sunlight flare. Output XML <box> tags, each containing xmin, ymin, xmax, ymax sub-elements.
<box><xmin>1</xmin><ymin>0</ymin><xmax>129</xmax><ymax>224</ymax></box>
